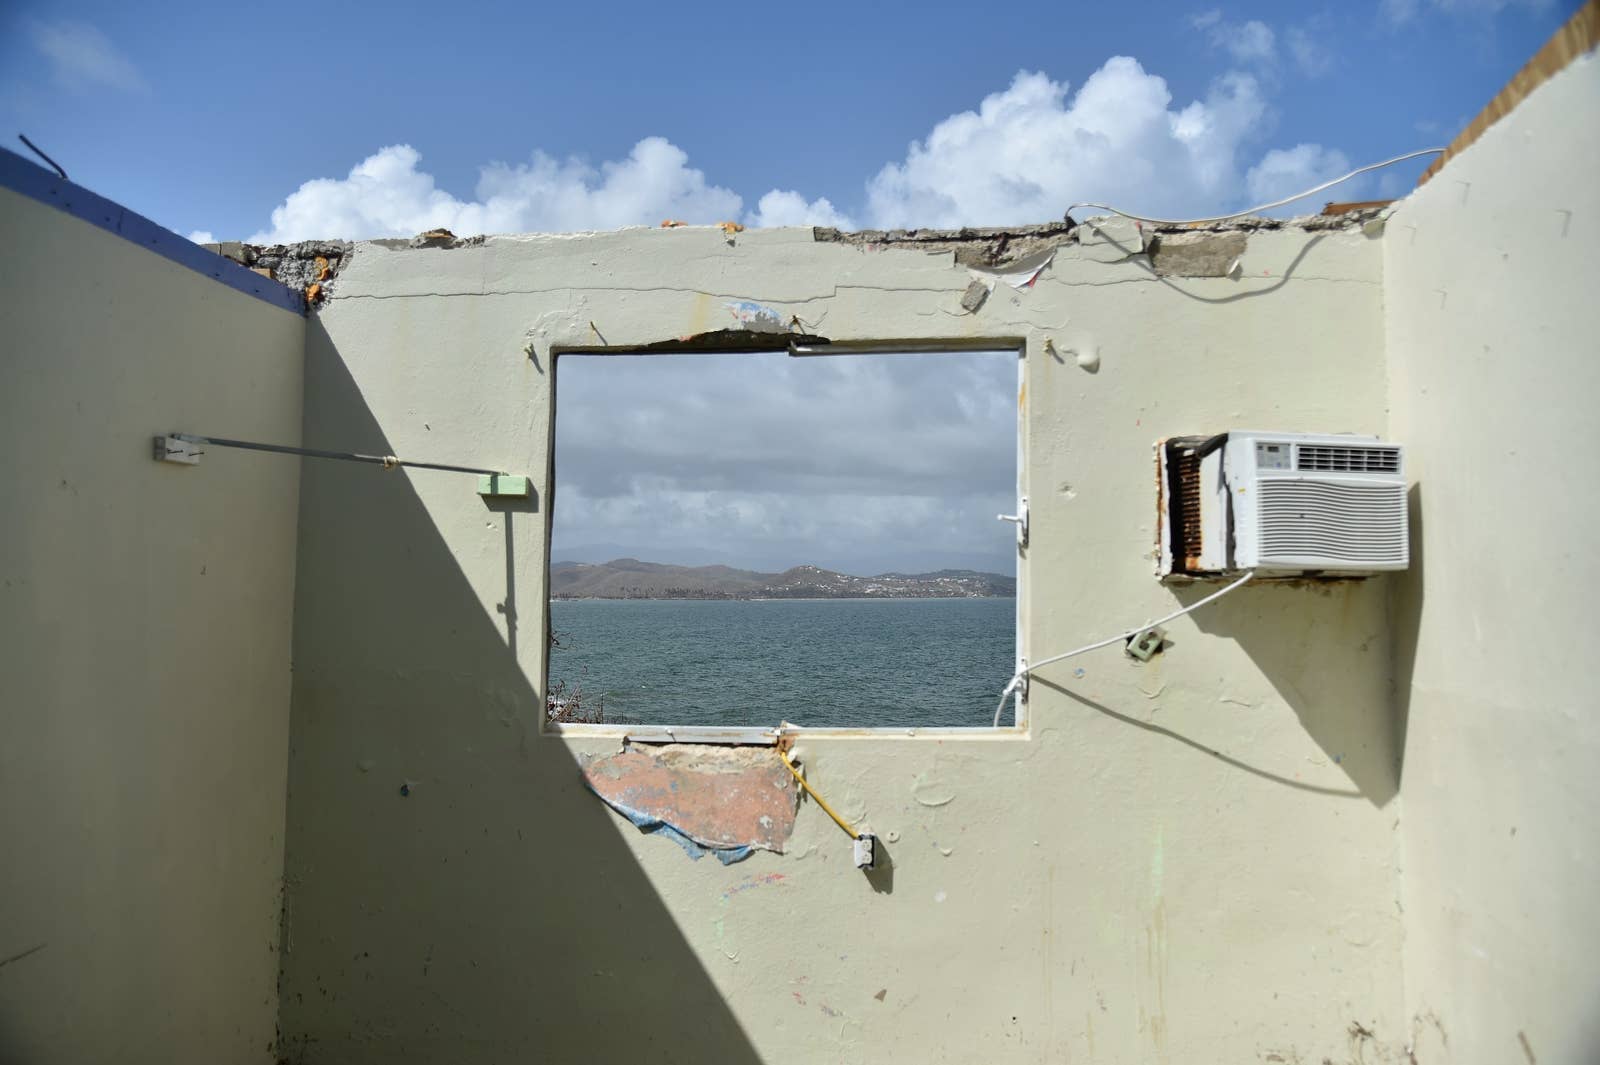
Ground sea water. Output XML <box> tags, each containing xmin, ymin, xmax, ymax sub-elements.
<box><xmin>547</xmin><ymin>597</ymin><xmax>1015</xmax><ymax>729</ymax></box>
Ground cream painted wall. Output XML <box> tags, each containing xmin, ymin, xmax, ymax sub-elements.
<box><xmin>1385</xmin><ymin>51</ymin><xmax>1600</xmax><ymax>1065</ymax></box>
<box><xmin>280</xmin><ymin>220</ymin><xmax>1405</xmax><ymax>1063</ymax></box>
<box><xmin>0</xmin><ymin>191</ymin><xmax>305</xmax><ymax>1064</ymax></box>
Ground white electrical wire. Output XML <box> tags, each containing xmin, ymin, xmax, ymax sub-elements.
<box><xmin>1066</xmin><ymin>148</ymin><xmax>1445</xmax><ymax>228</ymax></box>
<box><xmin>993</xmin><ymin>570</ymin><xmax>1257</xmax><ymax>726</ymax></box>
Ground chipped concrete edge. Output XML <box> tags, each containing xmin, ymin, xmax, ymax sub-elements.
<box><xmin>199</xmin><ymin>239</ymin><xmax>354</xmax><ymax>302</ymax></box>
<box><xmin>815</xmin><ymin>207</ymin><xmax>1388</xmax><ymax>275</ymax></box>
<box><xmin>201</xmin><ymin>205</ymin><xmax>1388</xmax><ymax>299</ymax></box>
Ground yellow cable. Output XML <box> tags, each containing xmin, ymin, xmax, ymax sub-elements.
<box><xmin>778</xmin><ymin>750</ymin><xmax>860</xmax><ymax>841</ymax></box>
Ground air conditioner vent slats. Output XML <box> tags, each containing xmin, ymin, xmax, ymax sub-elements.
<box><xmin>1256</xmin><ymin>480</ymin><xmax>1409</xmax><ymax>566</ymax></box>
<box><xmin>1295</xmin><ymin>445</ymin><xmax>1400</xmax><ymax>473</ymax></box>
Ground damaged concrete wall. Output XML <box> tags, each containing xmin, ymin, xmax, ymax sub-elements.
<box><xmin>0</xmin><ymin>188</ymin><xmax>305</xmax><ymax>1064</ymax></box>
<box><xmin>1384</xmin><ymin>48</ymin><xmax>1600</xmax><ymax>1065</ymax></box>
<box><xmin>278</xmin><ymin>208</ymin><xmax>1405</xmax><ymax>1064</ymax></box>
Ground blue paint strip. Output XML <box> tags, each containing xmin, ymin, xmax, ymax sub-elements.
<box><xmin>583</xmin><ymin>786</ymin><xmax>756</xmax><ymax>865</ymax></box>
<box><xmin>0</xmin><ymin>148</ymin><xmax>305</xmax><ymax>316</ymax></box>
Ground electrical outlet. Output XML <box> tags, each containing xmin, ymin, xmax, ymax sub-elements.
<box><xmin>1127</xmin><ymin>626</ymin><xmax>1166</xmax><ymax>661</ymax></box>
<box><xmin>853</xmin><ymin>835</ymin><xmax>877</xmax><ymax>870</ymax></box>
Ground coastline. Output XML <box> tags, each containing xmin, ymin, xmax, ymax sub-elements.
<box><xmin>550</xmin><ymin>594</ymin><xmax>1017</xmax><ymax>602</ymax></box>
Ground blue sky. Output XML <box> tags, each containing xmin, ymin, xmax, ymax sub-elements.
<box><xmin>0</xmin><ymin>0</ymin><xmax>1579</xmax><ymax>575</ymax></box>
<box><xmin>0</xmin><ymin>0</ymin><xmax>1580</xmax><ymax>243</ymax></box>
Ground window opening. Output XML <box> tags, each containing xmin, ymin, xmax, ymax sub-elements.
<box><xmin>547</xmin><ymin>347</ymin><xmax>1021</xmax><ymax>731</ymax></box>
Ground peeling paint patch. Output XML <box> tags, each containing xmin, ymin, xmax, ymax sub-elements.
<box><xmin>580</xmin><ymin>745</ymin><xmax>797</xmax><ymax>863</ymax></box>
<box><xmin>1147</xmin><ymin>231</ymin><xmax>1249</xmax><ymax>277</ymax></box>
<box><xmin>968</xmin><ymin>247</ymin><xmax>1055</xmax><ymax>292</ymax></box>
<box><xmin>724</xmin><ymin>300</ymin><xmax>788</xmax><ymax>333</ymax></box>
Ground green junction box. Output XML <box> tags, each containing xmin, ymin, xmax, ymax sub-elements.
<box><xmin>477</xmin><ymin>474</ymin><xmax>531</xmax><ymax>499</ymax></box>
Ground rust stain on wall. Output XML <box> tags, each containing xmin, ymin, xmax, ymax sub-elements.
<box><xmin>581</xmin><ymin>745</ymin><xmax>798</xmax><ymax>860</ymax></box>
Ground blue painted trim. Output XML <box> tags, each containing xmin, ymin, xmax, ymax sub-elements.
<box><xmin>0</xmin><ymin>148</ymin><xmax>305</xmax><ymax>316</ymax></box>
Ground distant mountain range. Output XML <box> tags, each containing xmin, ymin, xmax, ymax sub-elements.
<box><xmin>550</xmin><ymin>559</ymin><xmax>1014</xmax><ymax>599</ymax></box>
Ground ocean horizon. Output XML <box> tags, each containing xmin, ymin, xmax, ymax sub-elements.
<box><xmin>548</xmin><ymin>596</ymin><xmax>1015</xmax><ymax>729</ymax></box>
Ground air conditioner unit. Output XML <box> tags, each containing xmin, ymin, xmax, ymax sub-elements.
<box><xmin>1156</xmin><ymin>431</ymin><xmax>1409</xmax><ymax>577</ymax></box>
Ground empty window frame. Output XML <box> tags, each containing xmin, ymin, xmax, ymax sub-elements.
<box><xmin>545</xmin><ymin>345</ymin><xmax>1024</xmax><ymax>734</ymax></box>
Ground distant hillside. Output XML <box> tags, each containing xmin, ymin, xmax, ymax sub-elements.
<box><xmin>550</xmin><ymin>559</ymin><xmax>1014</xmax><ymax>599</ymax></box>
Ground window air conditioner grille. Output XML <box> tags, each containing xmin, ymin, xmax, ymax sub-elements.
<box><xmin>1295</xmin><ymin>445</ymin><xmax>1400</xmax><ymax>473</ymax></box>
<box><xmin>1257</xmin><ymin>480</ymin><xmax>1408</xmax><ymax>565</ymax></box>
<box><xmin>1177</xmin><ymin>449</ymin><xmax>1205</xmax><ymax>568</ymax></box>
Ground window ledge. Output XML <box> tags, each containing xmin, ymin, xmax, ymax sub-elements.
<box><xmin>544</xmin><ymin>722</ymin><xmax>1030</xmax><ymax>745</ymax></box>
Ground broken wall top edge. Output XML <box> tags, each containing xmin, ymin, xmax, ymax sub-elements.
<box><xmin>201</xmin><ymin>206</ymin><xmax>1385</xmax><ymax>266</ymax></box>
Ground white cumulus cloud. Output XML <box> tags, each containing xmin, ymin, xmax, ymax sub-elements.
<box><xmin>248</xmin><ymin>138</ymin><xmax>742</xmax><ymax>243</ymax></box>
<box><xmin>864</xmin><ymin>60</ymin><xmax>1267</xmax><ymax>228</ymax></box>
<box><xmin>1245</xmin><ymin>144</ymin><xmax>1361</xmax><ymax>212</ymax></box>
<box><xmin>1193</xmin><ymin>10</ymin><xmax>1278</xmax><ymax>64</ymax></box>
<box><xmin>187</xmin><ymin>230</ymin><xmax>215</xmax><ymax>245</ymax></box>
<box><xmin>227</xmin><ymin>53</ymin><xmax>1384</xmax><ymax>241</ymax></box>
<box><xmin>27</xmin><ymin>19</ymin><xmax>146</xmax><ymax>94</ymax></box>
<box><xmin>746</xmin><ymin>190</ymin><xmax>856</xmax><ymax>229</ymax></box>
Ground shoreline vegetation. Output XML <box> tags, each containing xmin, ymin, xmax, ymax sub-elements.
<box><xmin>550</xmin><ymin>558</ymin><xmax>1015</xmax><ymax>601</ymax></box>
<box><xmin>552</xmin><ymin>594</ymin><xmax>1017</xmax><ymax>601</ymax></box>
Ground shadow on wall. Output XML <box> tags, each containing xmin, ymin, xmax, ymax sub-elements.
<box><xmin>1034</xmin><ymin>675</ymin><xmax>1366</xmax><ymax>801</ymax></box>
<box><xmin>1132</xmin><ymin>572</ymin><xmax>1395</xmax><ymax>805</ymax></box>
<box><xmin>1387</xmin><ymin>484</ymin><xmax>1424</xmax><ymax>791</ymax></box>
<box><xmin>1181</xmin><ymin>575</ymin><xmax>1401</xmax><ymax>808</ymax></box>
<box><xmin>277</xmin><ymin>319</ymin><xmax>763</xmax><ymax>1063</ymax></box>
<box><xmin>1142</xmin><ymin>234</ymin><xmax>1331</xmax><ymax>306</ymax></box>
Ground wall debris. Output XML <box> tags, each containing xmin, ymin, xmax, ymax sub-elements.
<box><xmin>814</xmin><ymin>210</ymin><xmax>1380</xmax><ymax>277</ymax></box>
<box><xmin>814</xmin><ymin>221</ymin><xmax>1075</xmax><ymax>270</ymax></box>
<box><xmin>203</xmin><ymin>239</ymin><xmax>353</xmax><ymax>294</ymax></box>
<box><xmin>959</xmin><ymin>280</ymin><xmax>990</xmax><ymax>313</ymax></box>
